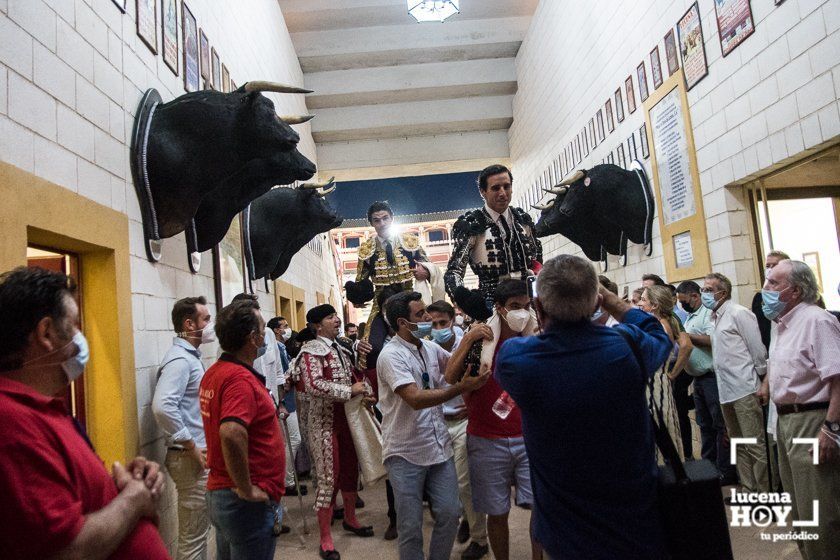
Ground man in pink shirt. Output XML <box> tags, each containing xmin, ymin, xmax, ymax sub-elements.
<box><xmin>758</xmin><ymin>260</ymin><xmax>840</xmax><ymax>560</ymax></box>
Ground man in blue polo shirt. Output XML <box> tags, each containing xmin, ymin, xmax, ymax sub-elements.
<box><xmin>496</xmin><ymin>255</ymin><xmax>672</xmax><ymax>560</ymax></box>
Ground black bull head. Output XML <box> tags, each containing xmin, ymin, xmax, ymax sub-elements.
<box><xmin>130</xmin><ymin>81</ymin><xmax>317</xmax><ymax>252</ymax></box>
<box><xmin>533</xmin><ymin>164</ymin><xmax>655</xmax><ymax>261</ymax></box>
<box><xmin>245</xmin><ymin>185</ymin><xmax>344</xmax><ymax>280</ymax></box>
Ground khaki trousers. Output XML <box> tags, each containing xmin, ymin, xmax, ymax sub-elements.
<box><xmin>776</xmin><ymin>408</ymin><xmax>840</xmax><ymax>560</ymax></box>
<box><xmin>721</xmin><ymin>394</ymin><xmax>769</xmax><ymax>492</ymax></box>
<box><xmin>165</xmin><ymin>449</ymin><xmax>210</xmax><ymax>560</ymax></box>
<box><xmin>446</xmin><ymin>417</ymin><xmax>487</xmax><ymax>546</ymax></box>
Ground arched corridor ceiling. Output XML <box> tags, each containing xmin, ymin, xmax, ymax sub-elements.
<box><xmin>278</xmin><ymin>0</ymin><xmax>538</xmax><ymax>180</ymax></box>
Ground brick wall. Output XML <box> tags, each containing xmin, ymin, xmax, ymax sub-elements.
<box><xmin>510</xmin><ymin>0</ymin><xmax>839</xmax><ymax>304</ymax></box>
<box><xmin>0</xmin><ymin>0</ymin><xmax>341</xmax><ymax>552</ymax></box>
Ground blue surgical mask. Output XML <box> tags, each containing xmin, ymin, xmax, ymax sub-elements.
<box><xmin>431</xmin><ymin>327</ymin><xmax>454</xmax><ymax>344</ymax></box>
<box><xmin>408</xmin><ymin>321</ymin><xmax>433</xmax><ymax>339</ymax></box>
<box><xmin>62</xmin><ymin>331</ymin><xmax>89</xmax><ymax>382</ymax></box>
<box><xmin>761</xmin><ymin>287</ymin><xmax>790</xmax><ymax>321</ymax></box>
<box><xmin>701</xmin><ymin>292</ymin><xmax>717</xmax><ymax>310</ymax></box>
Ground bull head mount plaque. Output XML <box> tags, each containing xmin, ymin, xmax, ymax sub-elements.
<box><xmin>129</xmin><ymin>81</ymin><xmax>317</xmax><ymax>272</ymax></box>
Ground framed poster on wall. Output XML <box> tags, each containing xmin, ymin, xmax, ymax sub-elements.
<box><xmin>161</xmin><ymin>0</ymin><xmax>178</xmax><ymax>75</ymax></box>
<box><xmin>213</xmin><ymin>214</ymin><xmax>246</xmax><ymax>307</ymax></box>
<box><xmin>625</xmin><ymin>75</ymin><xmax>637</xmax><ymax>114</ymax></box>
<box><xmin>136</xmin><ymin>0</ymin><xmax>158</xmax><ymax>53</ymax></box>
<box><xmin>637</xmin><ymin>61</ymin><xmax>649</xmax><ymax>102</ymax></box>
<box><xmin>596</xmin><ymin>109</ymin><xmax>605</xmax><ymax>142</ymax></box>
<box><xmin>182</xmin><ymin>3</ymin><xmax>199</xmax><ymax>92</ymax></box>
<box><xmin>199</xmin><ymin>30</ymin><xmax>210</xmax><ymax>81</ymax></box>
<box><xmin>615</xmin><ymin>88</ymin><xmax>625</xmax><ymax>123</ymax></box>
<box><xmin>606</xmin><ymin>98</ymin><xmax>615</xmax><ymax>132</ymax></box>
<box><xmin>678</xmin><ymin>2</ymin><xmax>709</xmax><ymax>90</ymax></box>
<box><xmin>714</xmin><ymin>0</ymin><xmax>755</xmax><ymax>56</ymax></box>
<box><xmin>664</xmin><ymin>28</ymin><xmax>680</xmax><ymax>77</ymax></box>
<box><xmin>644</xmin><ymin>68</ymin><xmax>711</xmax><ymax>281</ymax></box>
<box><xmin>211</xmin><ymin>48</ymin><xmax>221</xmax><ymax>90</ymax></box>
<box><xmin>650</xmin><ymin>46</ymin><xmax>663</xmax><ymax>89</ymax></box>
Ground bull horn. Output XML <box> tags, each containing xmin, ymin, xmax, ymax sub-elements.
<box><xmin>531</xmin><ymin>201</ymin><xmax>554</xmax><ymax>211</ymax></box>
<box><xmin>316</xmin><ymin>184</ymin><xmax>337</xmax><ymax>197</ymax></box>
<box><xmin>278</xmin><ymin>114</ymin><xmax>315</xmax><ymax>125</ymax></box>
<box><xmin>542</xmin><ymin>185</ymin><xmax>569</xmax><ymax>195</ymax></box>
<box><xmin>243</xmin><ymin>81</ymin><xmax>312</xmax><ymax>94</ymax></box>
<box><xmin>556</xmin><ymin>169</ymin><xmax>586</xmax><ymax>186</ymax></box>
<box><xmin>299</xmin><ymin>176</ymin><xmax>335</xmax><ymax>190</ymax></box>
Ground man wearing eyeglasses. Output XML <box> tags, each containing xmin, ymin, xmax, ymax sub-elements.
<box><xmin>703</xmin><ymin>272</ymin><xmax>769</xmax><ymax>494</ymax></box>
<box><xmin>377</xmin><ymin>291</ymin><xmax>492</xmax><ymax>560</ymax></box>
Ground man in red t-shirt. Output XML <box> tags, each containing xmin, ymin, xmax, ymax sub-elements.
<box><xmin>0</xmin><ymin>267</ymin><xmax>169</xmax><ymax>560</ymax></box>
<box><xmin>200</xmin><ymin>298</ymin><xmax>285</xmax><ymax>560</ymax></box>
<box><xmin>446</xmin><ymin>279</ymin><xmax>542</xmax><ymax>560</ymax></box>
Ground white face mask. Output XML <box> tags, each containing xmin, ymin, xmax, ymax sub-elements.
<box><xmin>503</xmin><ymin>308</ymin><xmax>531</xmax><ymax>332</ymax></box>
<box><xmin>180</xmin><ymin>321</ymin><xmax>215</xmax><ymax>345</ymax></box>
<box><xmin>454</xmin><ymin>315</ymin><xmax>465</xmax><ymax>326</ymax></box>
<box><xmin>281</xmin><ymin>328</ymin><xmax>292</xmax><ymax>341</ymax></box>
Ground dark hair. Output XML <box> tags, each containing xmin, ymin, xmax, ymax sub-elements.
<box><xmin>494</xmin><ymin>279</ymin><xmax>528</xmax><ymax>306</ymax></box>
<box><xmin>642</xmin><ymin>273</ymin><xmax>666</xmax><ymax>286</ymax></box>
<box><xmin>384</xmin><ymin>291</ymin><xmax>424</xmax><ymax>330</ymax></box>
<box><xmin>427</xmin><ymin>300</ymin><xmax>455</xmax><ymax>319</ymax></box>
<box><xmin>267</xmin><ymin>316</ymin><xmax>286</xmax><ymax>330</ymax></box>
<box><xmin>216</xmin><ymin>300</ymin><xmax>261</xmax><ymax>353</ymax></box>
<box><xmin>172</xmin><ymin>296</ymin><xmax>207</xmax><ymax>333</ymax></box>
<box><xmin>598</xmin><ymin>275</ymin><xmax>619</xmax><ymax>295</ymax></box>
<box><xmin>675</xmin><ymin>280</ymin><xmax>701</xmax><ymax>295</ymax></box>
<box><xmin>345</xmin><ymin>322</ymin><xmax>357</xmax><ymax>329</ymax></box>
<box><xmin>232</xmin><ymin>292</ymin><xmax>260</xmax><ymax>308</ymax></box>
<box><xmin>367</xmin><ymin>201</ymin><xmax>393</xmax><ymax>223</ymax></box>
<box><xmin>477</xmin><ymin>164</ymin><xmax>512</xmax><ymax>191</ymax></box>
<box><xmin>0</xmin><ymin>267</ymin><xmax>78</xmax><ymax>371</ymax></box>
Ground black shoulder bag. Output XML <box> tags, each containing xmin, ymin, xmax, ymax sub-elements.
<box><xmin>616</xmin><ymin>328</ymin><xmax>733</xmax><ymax>560</ymax></box>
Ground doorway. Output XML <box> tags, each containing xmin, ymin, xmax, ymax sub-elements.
<box><xmin>26</xmin><ymin>246</ymin><xmax>87</xmax><ymax>429</ymax></box>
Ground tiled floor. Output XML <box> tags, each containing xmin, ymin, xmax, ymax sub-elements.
<box><xmin>271</xmin><ymin>478</ymin><xmax>802</xmax><ymax>560</ymax></box>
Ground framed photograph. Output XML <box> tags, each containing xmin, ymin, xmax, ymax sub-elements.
<box><xmin>221</xmin><ymin>64</ymin><xmax>230</xmax><ymax>93</ymax></box>
<box><xmin>181</xmin><ymin>2</ymin><xmax>199</xmax><ymax>92</ymax></box>
<box><xmin>678</xmin><ymin>2</ymin><xmax>709</xmax><ymax>90</ymax></box>
<box><xmin>664</xmin><ymin>28</ymin><xmax>680</xmax><ymax>77</ymax></box>
<box><xmin>650</xmin><ymin>46</ymin><xmax>663</xmax><ymax>89</ymax></box>
<box><xmin>211</xmin><ymin>48</ymin><xmax>221</xmax><ymax>90</ymax></box>
<box><xmin>715</xmin><ymin>0</ymin><xmax>755</xmax><ymax>57</ymax></box>
<box><xmin>589</xmin><ymin>118</ymin><xmax>597</xmax><ymax>148</ymax></box>
<box><xmin>617</xmin><ymin>143</ymin><xmax>626</xmax><ymax>168</ymax></box>
<box><xmin>615</xmin><ymin>88</ymin><xmax>625</xmax><ymax>123</ymax></box>
<box><xmin>199</xmin><ymin>30</ymin><xmax>210</xmax><ymax>82</ymax></box>
<box><xmin>596</xmin><ymin>109</ymin><xmax>605</xmax><ymax>142</ymax></box>
<box><xmin>607</xmin><ymin>151</ymin><xmax>615</xmax><ymax>165</ymax></box>
<box><xmin>161</xmin><ymin>0</ymin><xmax>178</xmax><ymax>75</ymax></box>
<box><xmin>605</xmin><ymin>99</ymin><xmax>615</xmax><ymax>132</ymax></box>
<box><xmin>627</xmin><ymin>134</ymin><xmax>637</xmax><ymax>161</ymax></box>
<box><xmin>625</xmin><ymin>75</ymin><xmax>636</xmax><ymax>114</ymax></box>
<box><xmin>213</xmin><ymin>215</ymin><xmax>246</xmax><ymax>307</ymax></box>
<box><xmin>637</xmin><ymin>61</ymin><xmax>649</xmax><ymax>102</ymax></box>
<box><xmin>136</xmin><ymin>0</ymin><xmax>157</xmax><ymax>54</ymax></box>
<box><xmin>230</xmin><ymin>80</ymin><xmax>237</xmax><ymax>91</ymax></box>
<box><xmin>575</xmin><ymin>137</ymin><xmax>581</xmax><ymax>164</ymax></box>
<box><xmin>640</xmin><ymin>123</ymin><xmax>650</xmax><ymax>159</ymax></box>
<box><xmin>582</xmin><ymin>129</ymin><xmax>590</xmax><ymax>156</ymax></box>
<box><xmin>112</xmin><ymin>0</ymin><xmax>127</xmax><ymax>12</ymax></box>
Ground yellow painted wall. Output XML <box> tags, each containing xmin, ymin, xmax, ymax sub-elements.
<box><xmin>0</xmin><ymin>162</ymin><xmax>136</xmax><ymax>467</ymax></box>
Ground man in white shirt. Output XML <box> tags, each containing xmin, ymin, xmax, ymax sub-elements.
<box><xmin>377</xmin><ymin>291</ymin><xmax>491</xmax><ymax>560</ymax></box>
<box><xmin>427</xmin><ymin>300</ymin><xmax>489</xmax><ymax>560</ymax></box>
<box><xmin>702</xmin><ymin>273</ymin><xmax>769</xmax><ymax>493</ymax></box>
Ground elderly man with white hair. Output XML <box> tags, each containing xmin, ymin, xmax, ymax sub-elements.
<box><xmin>494</xmin><ymin>254</ymin><xmax>673</xmax><ymax>560</ymax></box>
<box><xmin>757</xmin><ymin>259</ymin><xmax>840</xmax><ymax>560</ymax></box>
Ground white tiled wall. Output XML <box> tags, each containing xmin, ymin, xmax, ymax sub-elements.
<box><xmin>511</xmin><ymin>0</ymin><xmax>839</xmax><ymax>305</ymax></box>
<box><xmin>0</xmin><ymin>0</ymin><xmax>340</xmax><ymax>551</ymax></box>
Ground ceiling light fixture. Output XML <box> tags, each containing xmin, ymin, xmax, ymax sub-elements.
<box><xmin>407</xmin><ymin>0</ymin><xmax>460</xmax><ymax>23</ymax></box>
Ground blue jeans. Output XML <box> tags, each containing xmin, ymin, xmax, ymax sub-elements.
<box><xmin>206</xmin><ymin>488</ymin><xmax>277</xmax><ymax>560</ymax></box>
<box><xmin>692</xmin><ymin>373</ymin><xmax>736</xmax><ymax>480</ymax></box>
<box><xmin>385</xmin><ymin>456</ymin><xmax>460</xmax><ymax>560</ymax></box>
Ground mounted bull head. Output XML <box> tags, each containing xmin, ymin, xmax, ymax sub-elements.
<box><xmin>533</xmin><ymin>162</ymin><xmax>654</xmax><ymax>260</ymax></box>
<box><xmin>129</xmin><ymin>81</ymin><xmax>316</xmax><ymax>261</ymax></box>
<box><xmin>244</xmin><ymin>182</ymin><xmax>343</xmax><ymax>280</ymax></box>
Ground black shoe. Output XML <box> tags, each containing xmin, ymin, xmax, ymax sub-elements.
<box><xmin>319</xmin><ymin>546</ymin><xmax>341</xmax><ymax>560</ymax></box>
<box><xmin>384</xmin><ymin>523</ymin><xmax>398</xmax><ymax>541</ymax></box>
<box><xmin>285</xmin><ymin>484</ymin><xmax>308</xmax><ymax>496</ymax></box>
<box><xmin>342</xmin><ymin>521</ymin><xmax>374</xmax><ymax>537</ymax></box>
<box><xmin>456</xmin><ymin>518</ymin><xmax>470</xmax><ymax>544</ymax></box>
<box><xmin>461</xmin><ymin>541</ymin><xmax>489</xmax><ymax>560</ymax></box>
<box><xmin>355</xmin><ymin>496</ymin><xmax>365</xmax><ymax>509</ymax></box>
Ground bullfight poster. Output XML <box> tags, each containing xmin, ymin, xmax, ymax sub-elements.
<box><xmin>714</xmin><ymin>0</ymin><xmax>755</xmax><ymax>57</ymax></box>
<box><xmin>677</xmin><ymin>2</ymin><xmax>708</xmax><ymax>90</ymax></box>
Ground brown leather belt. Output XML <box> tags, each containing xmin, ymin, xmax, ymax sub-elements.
<box><xmin>776</xmin><ymin>402</ymin><xmax>829</xmax><ymax>416</ymax></box>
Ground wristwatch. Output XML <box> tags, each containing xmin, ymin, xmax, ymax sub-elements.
<box><xmin>825</xmin><ymin>420</ymin><xmax>840</xmax><ymax>434</ymax></box>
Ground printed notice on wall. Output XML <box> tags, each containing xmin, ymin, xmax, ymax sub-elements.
<box><xmin>673</xmin><ymin>231</ymin><xmax>694</xmax><ymax>268</ymax></box>
<box><xmin>650</xmin><ymin>88</ymin><xmax>696</xmax><ymax>225</ymax></box>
